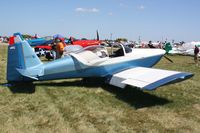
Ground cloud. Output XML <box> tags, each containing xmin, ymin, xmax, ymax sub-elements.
<box><xmin>138</xmin><ymin>5</ymin><xmax>145</xmax><ymax>10</ymax></box>
<box><xmin>108</xmin><ymin>12</ymin><xmax>113</xmax><ymax>16</ymax></box>
<box><xmin>75</xmin><ymin>8</ymin><xmax>99</xmax><ymax>13</ymax></box>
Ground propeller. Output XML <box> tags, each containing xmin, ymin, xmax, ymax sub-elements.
<box><xmin>164</xmin><ymin>55</ymin><xmax>174</xmax><ymax>63</ymax></box>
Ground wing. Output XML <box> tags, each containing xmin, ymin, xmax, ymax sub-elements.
<box><xmin>108</xmin><ymin>67</ymin><xmax>193</xmax><ymax>90</ymax></box>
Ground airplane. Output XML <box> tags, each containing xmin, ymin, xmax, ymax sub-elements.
<box><xmin>27</xmin><ymin>38</ymin><xmax>53</xmax><ymax>58</ymax></box>
<box><xmin>69</xmin><ymin>38</ymin><xmax>102</xmax><ymax>47</ymax></box>
<box><xmin>7</xmin><ymin>33</ymin><xmax>193</xmax><ymax>91</ymax></box>
<box><xmin>135</xmin><ymin>41</ymin><xmax>163</xmax><ymax>48</ymax></box>
<box><xmin>9</xmin><ymin>33</ymin><xmax>53</xmax><ymax>47</ymax></box>
<box><xmin>167</xmin><ymin>41</ymin><xmax>200</xmax><ymax>56</ymax></box>
<box><xmin>67</xmin><ymin>30</ymin><xmax>103</xmax><ymax>47</ymax></box>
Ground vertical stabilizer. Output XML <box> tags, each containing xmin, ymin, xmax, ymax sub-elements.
<box><xmin>7</xmin><ymin>33</ymin><xmax>42</xmax><ymax>82</ymax></box>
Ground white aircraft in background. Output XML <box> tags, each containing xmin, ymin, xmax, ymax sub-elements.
<box><xmin>169</xmin><ymin>41</ymin><xmax>200</xmax><ymax>56</ymax></box>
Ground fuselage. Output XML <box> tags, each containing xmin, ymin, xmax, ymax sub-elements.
<box><xmin>38</xmin><ymin>49</ymin><xmax>165</xmax><ymax>81</ymax></box>
<box><xmin>72</xmin><ymin>40</ymin><xmax>102</xmax><ymax>47</ymax></box>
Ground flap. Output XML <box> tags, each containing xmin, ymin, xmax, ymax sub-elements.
<box><xmin>109</xmin><ymin>67</ymin><xmax>193</xmax><ymax>90</ymax></box>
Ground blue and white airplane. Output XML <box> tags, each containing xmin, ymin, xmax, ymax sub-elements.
<box><xmin>7</xmin><ymin>33</ymin><xmax>193</xmax><ymax>90</ymax></box>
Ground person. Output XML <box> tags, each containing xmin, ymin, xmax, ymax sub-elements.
<box><xmin>148</xmin><ymin>41</ymin><xmax>155</xmax><ymax>48</ymax></box>
<box><xmin>55</xmin><ymin>38</ymin><xmax>66</xmax><ymax>59</ymax></box>
<box><xmin>51</xmin><ymin>42</ymin><xmax>57</xmax><ymax>60</ymax></box>
<box><xmin>34</xmin><ymin>34</ymin><xmax>39</xmax><ymax>39</ymax></box>
<box><xmin>69</xmin><ymin>36</ymin><xmax>74</xmax><ymax>44</ymax></box>
<box><xmin>194</xmin><ymin>45</ymin><xmax>199</xmax><ymax>65</ymax></box>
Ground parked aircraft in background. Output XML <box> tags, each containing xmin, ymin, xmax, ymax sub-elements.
<box><xmin>168</xmin><ymin>41</ymin><xmax>200</xmax><ymax>56</ymax></box>
<box><xmin>69</xmin><ymin>38</ymin><xmax>102</xmax><ymax>47</ymax></box>
<box><xmin>67</xmin><ymin>30</ymin><xmax>103</xmax><ymax>47</ymax></box>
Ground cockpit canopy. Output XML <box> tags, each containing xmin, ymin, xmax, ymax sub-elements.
<box><xmin>64</xmin><ymin>44</ymin><xmax>132</xmax><ymax>58</ymax></box>
<box><xmin>110</xmin><ymin>43</ymin><xmax>132</xmax><ymax>57</ymax></box>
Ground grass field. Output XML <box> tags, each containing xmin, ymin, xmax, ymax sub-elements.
<box><xmin>0</xmin><ymin>44</ymin><xmax>200</xmax><ymax>132</ymax></box>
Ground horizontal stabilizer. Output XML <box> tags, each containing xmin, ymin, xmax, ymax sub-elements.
<box><xmin>16</xmin><ymin>68</ymin><xmax>44</xmax><ymax>81</ymax></box>
<box><xmin>109</xmin><ymin>67</ymin><xmax>193</xmax><ymax>90</ymax></box>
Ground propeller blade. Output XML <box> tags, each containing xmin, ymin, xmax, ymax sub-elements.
<box><xmin>164</xmin><ymin>55</ymin><xmax>174</xmax><ymax>63</ymax></box>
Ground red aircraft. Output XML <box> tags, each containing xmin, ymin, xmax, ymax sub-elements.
<box><xmin>69</xmin><ymin>38</ymin><xmax>102</xmax><ymax>47</ymax></box>
<box><xmin>68</xmin><ymin>30</ymin><xmax>102</xmax><ymax>47</ymax></box>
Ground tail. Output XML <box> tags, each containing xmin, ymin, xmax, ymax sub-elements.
<box><xmin>7</xmin><ymin>33</ymin><xmax>43</xmax><ymax>82</ymax></box>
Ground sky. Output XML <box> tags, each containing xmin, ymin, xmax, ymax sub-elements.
<box><xmin>0</xmin><ymin>0</ymin><xmax>199</xmax><ymax>42</ymax></box>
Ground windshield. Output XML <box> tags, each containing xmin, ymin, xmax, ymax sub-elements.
<box><xmin>110</xmin><ymin>43</ymin><xmax>132</xmax><ymax>57</ymax></box>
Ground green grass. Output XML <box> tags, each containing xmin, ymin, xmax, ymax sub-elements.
<box><xmin>0</xmin><ymin>44</ymin><xmax>200</xmax><ymax>132</ymax></box>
